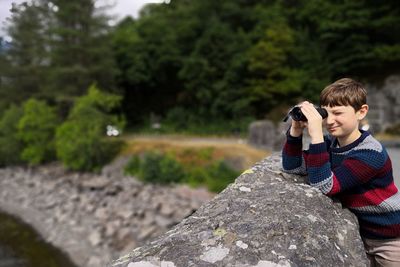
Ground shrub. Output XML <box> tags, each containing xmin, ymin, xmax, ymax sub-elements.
<box><xmin>124</xmin><ymin>155</ymin><xmax>141</xmax><ymax>176</ymax></box>
<box><xmin>125</xmin><ymin>151</ymin><xmax>240</xmax><ymax>192</ymax></box>
<box><xmin>203</xmin><ymin>161</ymin><xmax>239</xmax><ymax>192</ymax></box>
<box><xmin>184</xmin><ymin>166</ymin><xmax>208</xmax><ymax>188</ymax></box>
<box><xmin>56</xmin><ymin>85</ymin><xmax>125</xmax><ymax>171</ymax></box>
<box><xmin>17</xmin><ymin>99</ymin><xmax>59</xmax><ymax>165</ymax></box>
<box><xmin>0</xmin><ymin>105</ymin><xmax>24</xmax><ymax>166</ymax></box>
<box><xmin>140</xmin><ymin>152</ymin><xmax>185</xmax><ymax>184</ymax></box>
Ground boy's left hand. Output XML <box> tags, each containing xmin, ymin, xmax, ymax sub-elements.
<box><xmin>300</xmin><ymin>101</ymin><xmax>324</xmax><ymax>144</ymax></box>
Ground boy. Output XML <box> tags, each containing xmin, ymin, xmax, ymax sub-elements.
<box><xmin>282</xmin><ymin>78</ymin><xmax>400</xmax><ymax>266</ymax></box>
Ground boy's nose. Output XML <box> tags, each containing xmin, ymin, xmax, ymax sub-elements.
<box><xmin>326</xmin><ymin>114</ymin><xmax>334</xmax><ymax>125</ymax></box>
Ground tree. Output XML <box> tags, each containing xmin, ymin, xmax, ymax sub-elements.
<box><xmin>18</xmin><ymin>98</ymin><xmax>59</xmax><ymax>165</ymax></box>
<box><xmin>56</xmin><ymin>84</ymin><xmax>125</xmax><ymax>171</ymax></box>
<box><xmin>0</xmin><ymin>105</ymin><xmax>25</xmax><ymax>166</ymax></box>
<box><xmin>0</xmin><ymin>1</ymin><xmax>49</xmax><ymax>110</ymax></box>
<box><xmin>44</xmin><ymin>0</ymin><xmax>117</xmax><ymax>100</ymax></box>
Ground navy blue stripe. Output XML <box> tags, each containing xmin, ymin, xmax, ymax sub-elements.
<box><xmin>349</xmin><ymin>150</ymin><xmax>386</xmax><ymax>170</ymax></box>
<box><xmin>333</xmin><ymin>164</ymin><xmax>361</xmax><ymax>189</ymax></box>
<box><xmin>282</xmin><ymin>154</ymin><xmax>303</xmax><ymax>171</ymax></box>
<box><xmin>308</xmin><ymin>162</ymin><xmax>331</xmax><ymax>184</ymax></box>
<box><xmin>342</xmin><ymin>173</ymin><xmax>394</xmax><ymax>195</ymax></box>
<box><xmin>308</xmin><ymin>142</ymin><xmax>327</xmax><ymax>155</ymax></box>
<box><xmin>360</xmin><ymin>228</ymin><xmax>398</xmax><ymax>239</ymax></box>
<box><xmin>354</xmin><ymin>210</ymin><xmax>400</xmax><ymax>226</ymax></box>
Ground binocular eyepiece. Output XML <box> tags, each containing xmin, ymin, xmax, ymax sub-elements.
<box><xmin>283</xmin><ymin>105</ymin><xmax>328</xmax><ymax>122</ymax></box>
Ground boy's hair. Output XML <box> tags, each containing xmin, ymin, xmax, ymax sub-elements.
<box><xmin>320</xmin><ymin>78</ymin><xmax>367</xmax><ymax>111</ymax></box>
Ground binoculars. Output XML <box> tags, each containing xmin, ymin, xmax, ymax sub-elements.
<box><xmin>283</xmin><ymin>105</ymin><xmax>328</xmax><ymax>122</ymax></box>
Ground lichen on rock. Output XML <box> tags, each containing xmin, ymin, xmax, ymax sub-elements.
<box><xmin>108</xmin><ymin>154</ymin><xmax>368</xmax><ymax>267</ymax></box>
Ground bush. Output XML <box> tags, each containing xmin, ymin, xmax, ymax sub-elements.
<box><xmin>56</xmin><ymin>85</ymin><xmax>125</xmax><ymax>171</ymax></box>
<box><xmin>17</xmin><ymin>99</ymin><xmax>59</xmax><ymax>165</ymax></box>
<box><xmin>124</xmin><ymin>155</ymin><xmax>141</xmax><ymax>176</ymax></box>
<box><xmin>139</xmin><ymin>152</ymin><xmax>185</xmax><ymax>184</ymax></box>
<box><xmin>204</xmin><ymin>161</ymin><xmax>239</xmax><ymax>192</ymax></box>
<box><xmin>125</xmin><ymin>152</ymin><xmax>240</xmax><ymax>192</ymax></box>
<box><xmin>0</xmin><ymin>105</ymin><xmax>25</xmax><ymax>166</ymax></box>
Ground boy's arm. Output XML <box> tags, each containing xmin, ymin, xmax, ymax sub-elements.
<box><xmin>282</xmin><ymin>128</ymin><xmax>307</xmax><ymax>175</ymax></box>
<box><xmin>306</xmin><ymin>143</ymin><xmax>384</xmax><ymax>195</ymax></box>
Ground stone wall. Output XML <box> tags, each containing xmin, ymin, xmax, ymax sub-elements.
<box><xmin>108</xmin><ymin>155</ymin><xmax>368</xmax><ymax>267</ymax></box>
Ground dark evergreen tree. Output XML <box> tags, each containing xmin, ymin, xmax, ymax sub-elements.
<box><xmin>43</xmin><ymin>0</ymin><xmax>117</xmax><ymax>100</ymax></box>
<box><xmin>0</xmin><ymin>1</ymin><xmax>49</xmax><ymax>111</ymax></box>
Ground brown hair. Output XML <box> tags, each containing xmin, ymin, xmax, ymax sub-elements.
<box><xmin>320</xmin><ymin>78</ymin><xmax>367</xmax><ymax>111</ymax></box>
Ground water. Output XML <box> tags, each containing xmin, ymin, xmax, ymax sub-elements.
<box><xmin>0</xmin><ymin>211</ymin><xmax>77</xmax><ymax>267</ymax></box>
<box><xmin>387</xmin><ymin>148</ymin><xmax>400</xmax><ymax>188</ymax></box>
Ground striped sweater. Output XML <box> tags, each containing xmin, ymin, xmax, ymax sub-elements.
<box><xmin>282</xmin><ymin>129</ymin><xmax>400</xmax><ymax>239</ymax></box>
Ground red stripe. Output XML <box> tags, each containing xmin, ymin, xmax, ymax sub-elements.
<box><xmin>306</xmin><ymin>152</ymin><xmax>329</xmax><ymax>167</ymax></box>
<box><xmin>377</xmin><ymin>158</ymin><xmax>392</xmax><ymax>177</ymax></box>
<box><xmin>340</xmin><ymin>182</ymin><xmax>398</xmax><ymax>207</ymax></box>
<box><xmin>327</xmin><ymin>174</ymin><xmax>341</xmax><ymax>196</ymax></box>
<box><xmin>283</xmin><ymin>142</ymin><xmax>302</xmax><ymax>156</ymax></box>
<box><xmin>342</xmin><ymin>158</ymin><xmax>377</xmax><ymax>183</ymax></box>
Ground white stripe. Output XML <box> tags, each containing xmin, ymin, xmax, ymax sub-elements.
<box><xmin>310</xmin><ymin>173</ymin><xmax>333</xmax><ymax>194</ymax></box>
<box><xmin>350</xmin><ymin>192</ymin><xmax>400</xmax><ymax>213</ymax></box>
<box><xmin>284</xmin><ymin>157</ymin><xmax>307</xmax><ymax>175</ymax></box>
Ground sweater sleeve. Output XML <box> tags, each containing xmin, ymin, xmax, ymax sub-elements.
<box><xmin>282</xmin><ymin>130</ymin><xmax>307</xmax><ymax>175</ymax></box>
<box><xmin>307</xmin><ymin>143</ymin><xmax>385</xmax><ymax>196</ymax></box>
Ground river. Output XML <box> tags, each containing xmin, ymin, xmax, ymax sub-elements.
<box><xmin>0</xmin><ymin>211</ymin><xmax>77</xmax><ymax>267</ymax></box>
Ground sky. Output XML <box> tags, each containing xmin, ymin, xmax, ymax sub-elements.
<box><xmin>0</xmin><ymin>0</ymin><xmax>164</xmax><ymax>35</ymax></box>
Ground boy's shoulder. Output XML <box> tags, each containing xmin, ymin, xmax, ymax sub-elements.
<box><xmin>352</xmin><ymin>132</ymin><xmax>383</xmax><ymax>154</ymax></box>
<box><xmin>347</xmin><ymin>132</ymin><xmax>388</xmax><ymax>168</ymax></box>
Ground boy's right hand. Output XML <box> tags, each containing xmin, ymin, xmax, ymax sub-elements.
<box><xmin>289</xmin><ymin>102</ymin><xmax>307</xmax><ymax>137</ymax></box>
<box><xmin>290</xmin><ymin>119</ymin><xmax>306</xmax><ymax>137</ymax></box>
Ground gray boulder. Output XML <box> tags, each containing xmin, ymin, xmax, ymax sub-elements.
<box><xmin>248</xmin><ymin>120</ymin><xmax>287</xmax><ymax>151</ymax></box>
<box><xmin>108</xmin><ymin>154</ymin><xmax>368</xmax><ymax>267</ymax></box>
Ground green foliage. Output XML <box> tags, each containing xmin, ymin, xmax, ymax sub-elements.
<box><xmin>124</xmin><ymin>155</ymin><xmax>141</xmax><ymax>176</ymax></box>
<box><xmin>0</xmin><ymin>105</ymin><xmax>25</xmax><ymax>166</ymax></box>
<box><xmin>203</xmin><ymin>161</ymin><xmax>239</xmax><ymax>192</ymax></box>
<box><xmin>1</xmin><ymin>0</ymin><xmax>116</xmax><ymax>114</ymax></box>
<box><xmin>0</xmin><ymin>2</ymin><xmax>49</xmax><ymax>111</ymax></box>
<box><xmin>3</xmin><ymin>0</ymin><xmax>400</xmax><ymax>130</ymax></box>
<box><xmin>17</xmin><ymin>99</ymin><xmax>59</xmax><ymax>165</ymax></box>
<box><xmin>55</xmin><ymin>85</ymin><xmax>125</xmax><ymax>171</ymax></box>
<box><xmin>112</xmin><ymin>0</ymin><xmax>400</xmax><ymax>127</ymax></box>
<box><xmin>46</xmin><ymin>0</ymin><xmax>117</xmax><ymax>98</ymax></box>
<box><xmin>124</xmin><ymin>151</ymin><xmax>240</xmax><ymax>192</ymax></box>
<box><xmin>125</xmin><ymin>152</ymin><xmax>185</xmax><ymax>184</ymax></box>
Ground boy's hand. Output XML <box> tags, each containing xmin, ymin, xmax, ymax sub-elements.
<box><xmin>290</xmin><ymin>119</ymin><xmax>306</xmax><ymax>137</ymax></box>
<box><xmin>300</xmin><ymin>101</ymin><xmax>324</xmax><ymax>144</ymax></box>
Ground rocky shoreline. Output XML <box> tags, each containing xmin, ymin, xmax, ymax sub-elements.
<box><xmin>0</xmin><ymin>157</ymin><xmax>215</xmax><ymax>267</ymax></box>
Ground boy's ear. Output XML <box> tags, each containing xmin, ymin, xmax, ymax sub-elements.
<box><xmin>357</xmin><ymin>104</ymin><xmax>369</xmax><ymax>120</ymax></box>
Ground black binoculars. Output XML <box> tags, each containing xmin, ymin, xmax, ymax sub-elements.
<box><xmin>283</xmin><ymin>105</ymin><xmax>328</xmax><ymax>122</ymax></box>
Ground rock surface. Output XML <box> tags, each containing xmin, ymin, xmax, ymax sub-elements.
<box><xmin>0</xmin><ymin>156</ymin><xmax>214</xmax><ymax>267</ymax></box>
<box><xmin>108</xmin><ymin>154</ymin><xmax>368</xmax><ymax>267</ymax></box>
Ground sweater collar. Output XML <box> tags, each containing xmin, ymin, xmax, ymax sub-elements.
<box><xmin>330</xmin><ymin>130</ymin><xmax>370</xmax><ymax>153</ymax></box>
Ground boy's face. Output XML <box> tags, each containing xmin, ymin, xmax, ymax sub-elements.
<box><xmin>322</xmin><ymin>104</ymin><xmax>368</xmax><ymax>139</ymax></box>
